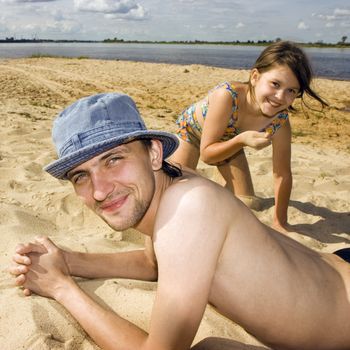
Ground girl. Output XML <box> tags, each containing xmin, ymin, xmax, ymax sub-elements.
<box><xmin>170</xmin><ymin>41</ymin><xmax>328</xmax><ymax>233</ymax></box>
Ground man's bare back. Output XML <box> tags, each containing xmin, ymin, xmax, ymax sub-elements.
<box><xmin>156</xmin><ymin>172</ymin><xmax>350</xmax><ymax>349</ymax></box>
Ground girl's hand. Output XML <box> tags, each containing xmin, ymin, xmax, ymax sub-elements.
<box><xmin>240</xmin><ymin>131</ymin><xmax>272</xmax><ymax>150</ymax></box>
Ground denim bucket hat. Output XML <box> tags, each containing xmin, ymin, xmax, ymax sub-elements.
<box><xmin>44</xmin><ymin>93</ymin><xmax>179</xmax><ymax>179</ymax></box>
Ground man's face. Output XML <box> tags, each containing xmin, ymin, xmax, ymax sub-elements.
<box><xmin>67</xmin><ymin>140</ymin><xmax>160</xmax><ymax>231</ymax></box>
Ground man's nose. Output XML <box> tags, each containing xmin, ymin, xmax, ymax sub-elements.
<box><xmin>91</xmin><ymin>172</ymin><xmax>114</xmax><ymax>202</ymax></box>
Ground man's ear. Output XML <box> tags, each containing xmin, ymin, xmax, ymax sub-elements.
<box><xmin>149</xmin><ymin>139</ymin><xmax>163</xmax><ymax>171</ymax></box>
<box><xmin>250</xmin><ymin>68</ymin><xmax>260</xmax><ymax>87</ymax></box>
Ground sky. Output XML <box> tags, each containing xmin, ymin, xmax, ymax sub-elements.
<box><xmin>0</xmin><ymin>0</ymin><xmax>349</xmax><ymax>43</ymax></box>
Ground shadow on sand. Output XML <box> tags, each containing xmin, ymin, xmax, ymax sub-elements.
<box><xmin>260</xmin><ymin>198</ymin><xmax>350</xmax><ymax>244</ymax></box>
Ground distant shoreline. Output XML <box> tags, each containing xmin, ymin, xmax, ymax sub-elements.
<box><xmin>1</xmin><ymin>42</ymin><xmax>348</xmax><ymax>81</ymax></box>
<box><xmin>2</xmin><ymin>55</ymin><xmax>348</xmax><ymax>82</ymax></box>
<box><xmin>0</xmin><ymin>38</ymin><xmax>349</xmax><ymax>49</ymax></box>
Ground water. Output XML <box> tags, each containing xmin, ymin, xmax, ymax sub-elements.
<box><xmin>0</xmin><ymin>42</ymin><xmax>349</xmax><ymax>80</ymax></box>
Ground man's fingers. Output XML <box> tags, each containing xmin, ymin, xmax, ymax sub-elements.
<box><xmin>15</xmin><ymin>274</ymin><xmax>26</xmax><ymax>286</ymax></box>
<box><xmin>34</xmin><ymin>236</ymin><xmax>56</xmax><ymax>252</ymax></box>
<box><xmin>12</xmin><ymin>253</ymin><xmax>31</xmax><ymax>265</ymax></box>
<box><xmin>13</xmin><ymin>274</ymin><xmax>33</xmax><ymax>295</ymax></box>
<box><xmin>8</xmin><ymin>263</ymin><xmax>29</xmax><ymax>276</ymax></box>
<box><xmin>23</xmin><ymin>288</ymin><xmax>32</xmax><ymax>296</ymax></box>
<box><xmin>15</xmin><ymin>242</ymin><xmax>47</xmax><ymax>255</ymax></box>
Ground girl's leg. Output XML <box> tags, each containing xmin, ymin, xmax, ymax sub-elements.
<box><xmin>217</xmin><ymin>149</ymin><xmax>254</xmax><ymax>195</ymax></box>
<box><xmin>169</xmin><ymin>138</ymin><xmax>200</xmax><ymax>170</ymax></box>
<box><xmin>217</xmin><ymin>149</ymin><xmax>261</xmax><ymax>210</ymax></box>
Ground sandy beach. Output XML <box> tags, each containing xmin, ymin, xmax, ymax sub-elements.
<box><xmin>0</xmin><ymin>57</ymin><xmax>349</xmax><ymax>349</ymax></box>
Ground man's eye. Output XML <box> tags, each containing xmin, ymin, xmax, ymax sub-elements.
<box><xmin>73</xmin><ymin>173</ymin><xmax>87</xmax><ymax>184</ymax></box>
<box><xmin>107</xmin><ymin>156</ymin><xmax>122</xmax><ymax>165</ymax></box>
<box><xmin>272</xmin><ymin>81</ymin><xmax>279</xmax><ymax>88</ymax></box>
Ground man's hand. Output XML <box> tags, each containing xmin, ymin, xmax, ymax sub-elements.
<box><xmin>9</xmin><ymin>240</ymin><xmax>47</xmax><ymax>296</ymax></box>
<box><xmin>9</xmin><ymin>237</ymin><xmax>72</xmax><ymax>299</ymax></box>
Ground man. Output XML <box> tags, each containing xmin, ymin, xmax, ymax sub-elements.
<box><xmin>9</xmin><ymin>93</ymin><xmax>350</xmax><ymax>350</ymax></box>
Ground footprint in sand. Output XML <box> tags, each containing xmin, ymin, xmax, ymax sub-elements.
<box><xmin>23</xmin><ymin>332</ymin><xmax>74</xmax><ymax>350</ymax></box>
<box><xmin>24</xmin><ymin>162</ymin><xmax>46</xmax><ymax>180</ymax></box>
<box><xmin>11</xmin><ymin>208</ymin><xmax>57</xmax><ymax>237</ymax></box>
<box><xmin>7</xmin><ymin>179</ymin><xmax>32</xmax><ymax>192</ymax></box>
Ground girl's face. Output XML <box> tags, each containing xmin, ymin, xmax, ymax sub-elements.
<box><xmin>250</xmin><ymin>65</ymin><xmax>300</xmax><ymax>117</ymax></box>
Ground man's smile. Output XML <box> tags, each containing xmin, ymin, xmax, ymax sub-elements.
<box><xmin>98</xmin><ymin>194</ymin><xmax>129</xmax><ymax>213</ymax></box>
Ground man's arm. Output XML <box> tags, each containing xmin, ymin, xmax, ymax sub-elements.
<box><xmin>17</xmin><ymin>237</ymin><xmax>150</xmax><ymax>349</ymax></box>
<box><xmin>12</xmin><ymin>236</ymin><xmax>157</xmax><ymax>281</ymax></box>
<box><xmin>65</xmin><ymin>236</ymin><xmax>157</xmax><ymax>280</ymax></box>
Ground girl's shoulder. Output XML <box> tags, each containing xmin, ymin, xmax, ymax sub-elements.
<box><xmin>212</xmin><ymin>81</ymin><xmax>235</xmax><ymax>93</ymax></box>
<box><xmin>212</xmin><ymin>81</ymin><xmax>248</xmax><ymax>96</ymax></box>
<box><xmin>209</xmin><ymin>81</ymin><xmax>243</xmax><ymax>101</ymax></box>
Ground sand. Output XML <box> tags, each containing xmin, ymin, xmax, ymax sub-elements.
<box><xmin>0</xmin><ymin>57</ymin><xmax>349</xmax><ymax>349</ymax></box>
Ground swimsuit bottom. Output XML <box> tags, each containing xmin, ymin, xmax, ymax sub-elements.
<box><xmin>175</xmin><ymin>104</ymin><xmax>203</xmax><ymax>149</ymax></box>
<box><xmin>176</xmin><ymin>107</ymin><xmax>237</xmax><ymax>166</ymax></box>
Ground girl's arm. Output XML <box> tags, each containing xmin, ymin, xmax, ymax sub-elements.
<box><xmin>272</xmin><ymin>120</ymin><xmax>293</xmax><ymax>231</ymax></box>
<box><xmin>200</xmin><ymin>88</ymin><xmax>270</xmax><ymax>164</ymax></box>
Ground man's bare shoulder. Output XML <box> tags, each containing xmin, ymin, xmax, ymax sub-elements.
<box><xmin>159</xmin><ymin>170</ymin><xmax>238</xmax><ymax>218</ymax></box>
<box><xmin>153</xmin><ymin>171</ymin><xmax>235</xmax><ymax>263</ymax></box>
<box><xmin>169</xmin><ymin>170</ymin><xmax>222</xmax><ymax>196</ymax></box>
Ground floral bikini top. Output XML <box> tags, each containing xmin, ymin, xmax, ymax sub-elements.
<box><xmin>201</xmin><ymin>82</ymin><xmax>289</xmax><ymax>141</ymax></box>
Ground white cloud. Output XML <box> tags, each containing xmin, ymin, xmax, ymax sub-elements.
<box><xmin>297</xmin><ymin>21</ymin><xmax>309</xmax><ymax>30</ymax></box>
<box><xmin>51</xmin><ymin>9</ymin><xmax>65</xmax><ymax>21</ymax></box>
<box><xmin>340</xmin><ymin>21</ymin><xmax>350</xmax><ymax>27</ymax></box>
<box><xmin>236</xmin><ymin>22</ymin><xmax>245</xmax><ymax>28</ymax></box>
<box><xmin>104</xmin><ymin>4</ymin><xmax>147</xmax><ymax>20</ymax></box>
<box><xmin>74</xmin><ymin>0</ymin><xmax>147</xmax><ymax>20</ymax></box>
<box><xmin>318</xmin><ymin>14</ymin><xmax>336</xmax><ymax>20</ymax></box>
<box><xmin>212</xmin><ymin>24</ymin><xmax>225</xmax><ymax>29</ymax></box>
<box><xmin>75</xmin><ymin>0</ymin><xmax>137</xmax><ymax>14</ymax></box>
<box><xmin>19</xmin><ymin>19</ymin><xmax>80</xmax><ymax>33</ymax></box>
<box><xmin>316</xmin><ymin>8</ymin><xmax>350</xmax><ymax>21</ymax></box>
<box><xmin>315</xmin><ymin>7</ymin><xmax>350</xmax><ymax>32</ymax></box>
<box><xmin>334</xmin><ymin>8</ymin><xmax>350</xmax><ymax>16</ymax></box>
